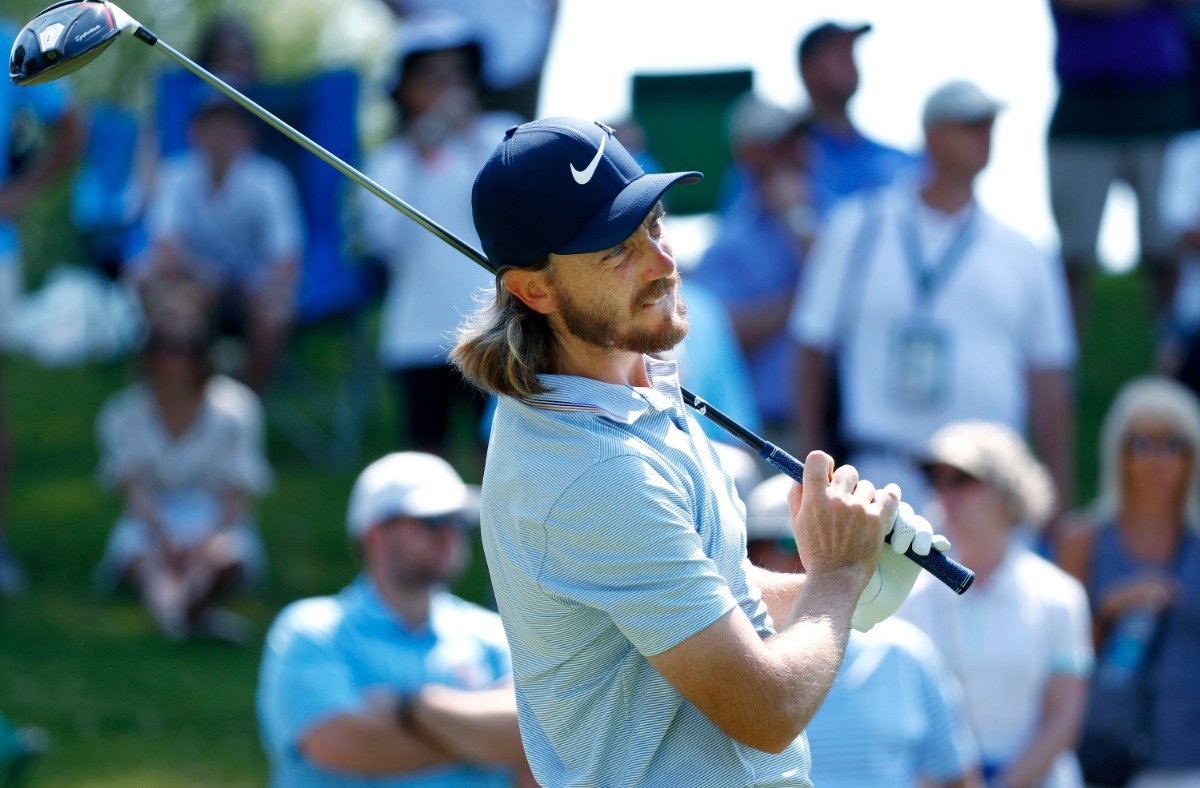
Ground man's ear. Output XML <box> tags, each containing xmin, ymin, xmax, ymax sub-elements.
<box><xmin>502</xmin><ymin>267</ymin><xmax>558</xmax><ymax>315</ymax></box>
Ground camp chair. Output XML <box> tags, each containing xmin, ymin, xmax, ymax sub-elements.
<box><xmin>155</xmin><ymin>68</ymin><xmax>379</xmax><ymax>468</ymax></box>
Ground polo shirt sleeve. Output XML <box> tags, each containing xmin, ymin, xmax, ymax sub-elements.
<box><xmin>257</xmin><ymin>599</ymin><xmax>364</xmax><ymax>757</ymax></box>
<box><xmin>1021</xmin><ymin>243</ymin><xmax>1078</xmax><ymax>370</ymax></box>
<box><xmin>537</xmin><ymin>455</ymin><xmax>739</xmax><ymax>658</ymax></box>
<box><xmin>789</xmin><ymin>196</ymin><xmax>868</xmax><ymax>350</ymax></box>
<box><xmin>1047</xmin><ymin>575</ymin><xmax>1094</xmax><ymax>677</ymax></box>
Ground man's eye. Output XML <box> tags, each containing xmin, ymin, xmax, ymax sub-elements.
<box><xmin>602</xmin><ymin>244</ymin><xmax>626</xmax><ymax>261</ymax></box>
<box><xmin>649</xmin><ymin>218</ymin><xmax>664</xmax><ymax>238</ymax></box>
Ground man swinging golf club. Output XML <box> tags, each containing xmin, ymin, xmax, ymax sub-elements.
<box><xmin>451</xmin><ymin>117</ymin><xmax>950</xmax><ymax>786</ymax></box>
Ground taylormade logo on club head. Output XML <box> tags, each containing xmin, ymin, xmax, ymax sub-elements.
<box><xmin>570</xmin><ymin>133</ymin><xmax>606</xmax><ymax>185</ymax></box>
<box><xmin>74</xmin><ymin>24</ymin><xmax>103</xmax><ymax>44</ymax></box>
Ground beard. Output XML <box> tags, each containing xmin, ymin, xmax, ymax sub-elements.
<box><xmin>556</xmin><ymin>274</ymin><xmax>690</xmax><ymax>354</ymax></box>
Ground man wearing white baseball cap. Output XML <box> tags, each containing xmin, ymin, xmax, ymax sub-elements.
<box><xmin>256</xmin><ymin>452</ymin><xmax>530</xmax><ymax>787</ymax></box>
<box><xmin>792</xmin><ymin>78</ymin><xmax>1076</xmax><ymax>528</ymax></box>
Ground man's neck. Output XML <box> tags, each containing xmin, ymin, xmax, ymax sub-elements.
<box><xmin>810</xmin><ymin>104</ymin><xmax>855</xmax><ymax>136</ymax></box>
<box><xmin>919</xmin><ymin>172</ymin><xmax>975</xmax><ymax>215</ymax></box>
<box><xmin>550</xmin><ymin>335</ymin><xmax>650</xmax><ymax>388</ymax></box>
<box><xmin>370</xmin><ymin>573</ymin><xmax>432</xmax><ymax>629</ymax></box>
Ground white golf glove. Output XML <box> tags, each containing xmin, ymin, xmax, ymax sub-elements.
<box><xmin>851</xmin><ymin>502</ymin><xmax>951</xmax><ymax>633</ymax></box>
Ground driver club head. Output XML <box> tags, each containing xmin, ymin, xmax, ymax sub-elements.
<box><xmin>10</xmin><ymin>0</ymin><xmax>134</xmax><ymax>86</ymax></box>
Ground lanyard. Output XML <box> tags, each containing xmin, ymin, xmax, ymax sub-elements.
<box><xmin>898</xmin><ymin>202</ymin><xmax>979</xmax><ymax>309</ymax></box>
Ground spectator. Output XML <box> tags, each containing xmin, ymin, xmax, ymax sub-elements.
<box><xmin>94</xmin><ymin>281</ymin><xmax>272</xmax><ymax>642</ymax></box>
<box><xmin>360</xmin><ymin>11</ymin><xmax>516</xmax><ymax>459</ymax></box>
<box><xmin>194</xmin><ymin>14</ymin><xmax>262</xmax><ymax>82</ymax></box>
<box><xmin>1056</xmin><ymin>376</ymin><xmax>1200</xmax><ymax>787</ymax></box>
<box><xmin>791</xmin><ymin>80</ymin><xmax>1077</xmax><ymax>518</ymax></box>
<box><xmin>796</xmin><ymin>20</ymin><xmax>917</xmax><ymax>216</ymax></box>
<box><xmin>377</xmin><ymin>0</ymin><xmax>558</xmax><ymax>121</ymax></box>
<box><xmin>745</xmin><ymin>471</ymin><xmax>982</xmax><ymax>788</ymax></box>
<box><xmin>1155</xmin><ymin>130</ymin><xmax>1200</xmax><ymax>395</ymax></box>
<box><xmin>691</xmin><ymin>94</ymin><xmax>814</xmax><ymax>443</ymax></box>
<box><xmin>256</xmin><ymin>451</ymin><xmax>530</xmax><ymax>786</ymax></box>
<box><xmin>0</xmin><ymin>18</ymin><xmax>84</xmax><ymax>596</ymax></box>
<box><xmin>743</xmin><ymin>472</ymin><xmax>804</xmax><ymax>573</ymax></box>
<box><xmin>133</xmin><ymin>84</ymin><xmax>304</xmax><ymax>394</ymax></box>
<box><xmin>899</xmin><ymin>420</ymin><xmax>1092</xmax><ymax>788</ymax></box>
<box><xmin>1047</xmin><ymin>0</ymin><xmax>1193</xmax><ymax>331</ymax></box>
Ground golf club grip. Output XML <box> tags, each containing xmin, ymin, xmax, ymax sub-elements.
<box><xmin>758</xmin><ymin>446</ymin><xmax>974</xmax><ymax>595</ymax></box>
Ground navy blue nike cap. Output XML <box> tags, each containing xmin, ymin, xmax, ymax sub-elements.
<box><xmin>471</xmin><ymin>117</ymin><xmax>702</xmax><ymax>270</ymax></box>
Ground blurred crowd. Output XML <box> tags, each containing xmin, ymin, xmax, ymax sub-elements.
<box><xmin>2</xmin><ymin>2</ymin><xmax>1200</xmax><ymax>787</ymax></box>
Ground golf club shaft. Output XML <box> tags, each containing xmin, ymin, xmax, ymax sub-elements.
<box><xmin>128</xmin><ymin>20</ymin><xmax>972</xmax><ymax>594</ymax></box>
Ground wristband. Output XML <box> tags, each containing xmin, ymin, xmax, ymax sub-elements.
<box><xmin>393</xmin><ymin>692</ymin><xmax>416</xmax><ymax>729</ymax></box>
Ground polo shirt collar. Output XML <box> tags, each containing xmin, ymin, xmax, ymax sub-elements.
<box><xmin>525</xmin><ymin>355</ymin><xmax>687</xmax><ymax>425</ymax></box>
<box><xmin>346</xmin><ymin>573</ymin><xmax>452</xmax><ymax>637</ymax></box>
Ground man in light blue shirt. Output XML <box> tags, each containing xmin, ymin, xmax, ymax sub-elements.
<box><xmin>451</xmin><ymin>117</ymin><xmax>948</xmax><ymax>786</ymax></box>
<box><xmin>256</xmin><ymin>452</ymin><xmax>529</xmax><ymax>787</ymax></box>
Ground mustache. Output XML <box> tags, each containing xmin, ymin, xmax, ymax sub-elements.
<box><xmin>636</xmin><ymin>274</ymin><xmax>681</xmax><ymax>304</ymax></box>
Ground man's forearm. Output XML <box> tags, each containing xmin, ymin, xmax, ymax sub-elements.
<box><xmin>747</xmin><ymin>564</ymin><xmax>806</xmax><ymax>627</ymax></box>
<box><xmin>761</xmin><ymin>570</ymin><xmax>861</xmax><ymax>731</ymax></box>
<box><xmin>410</xmin><ymin>684</ymin><xmax>527</xmax><ymax>767</ymax></box>
<box><xmin>301</xmin><ymin>707</ymin><xmax>451</xmax><ymax>776</ymax></box>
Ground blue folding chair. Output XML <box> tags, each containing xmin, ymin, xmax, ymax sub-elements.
<box><xmin>155</xmin><ymin>68</ymin><xmax>379</xmax><ymax>467</ymax></box>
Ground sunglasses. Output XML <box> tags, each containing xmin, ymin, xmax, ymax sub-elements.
<box><xmin>383</xmin><ymin>514</ymin><xmax>466</xmax><ymax>533</ymax></box>
<box><xmin>1124</xmin><ymin>434</ymin><xmax>1190</xmax><ymax>457</ymax></box>
<box><xmin>927</xmin><ymin>466</ymin><xmax>983</xmax><ymax>492</ymax></box>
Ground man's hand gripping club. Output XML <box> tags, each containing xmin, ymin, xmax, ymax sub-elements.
<box><xmin>789</xmin><ymin>452</ymin><xmax>950</xmax><ymax>632</ymax></box>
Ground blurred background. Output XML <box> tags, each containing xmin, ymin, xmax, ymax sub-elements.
<box><xmin>0</xmin><ymin>0</ymin><xmax>1159</xmax><ymax>785</ymax></box>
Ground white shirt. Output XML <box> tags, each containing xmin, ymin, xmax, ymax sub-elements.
<box><xmin>96</xmin><ymin>375</ymin><xmax>273</xmax><ymax>495</ymax></box>
<box><xmin>897</xmin><ymin>544</ymin><xmax>1093</xmax><ymax>787</ymax></box>
<box><xmin>790</xmin><ymin>182</ymin><xmax>1076</xmax><ymax>451</ymax></box>
<box><xmin>147</xmin><ymin>150</ymin><xmax>304</xmax><ymax>290</ymax></box>
<box><xmin>361</xmin><ymin>113</ymin><xmax>516</xmax><ymax>369</ymax></box>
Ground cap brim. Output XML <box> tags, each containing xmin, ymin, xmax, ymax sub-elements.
<box><xmin>556</xmin><ymin>171</ymin><xmax>702</xmax><ymax>256</ymax></box>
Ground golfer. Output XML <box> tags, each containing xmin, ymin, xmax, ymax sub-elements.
<box><xmin>452</xmin><ymin>118</ymin><xmax>945</xmax><ymax>786</ymax></box>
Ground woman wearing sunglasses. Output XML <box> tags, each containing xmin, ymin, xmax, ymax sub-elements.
<box><xmin>1058</xmin><ymin>376</ymin><xmax>1200</xmax><ymax>788</ymax></box>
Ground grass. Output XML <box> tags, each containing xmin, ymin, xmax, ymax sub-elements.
<box><xmin>0</xmin><ymin>316</ymin><xmax>496</xmax><ymax>786</ymax></box>
<box><xmin>0</xmin><ymin>265</ymin><xmax>1157</xmax><ymax>785</ymax></box>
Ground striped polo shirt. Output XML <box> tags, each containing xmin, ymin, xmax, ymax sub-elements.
<box><xmin>481</xmin><ymin>356</ymin><xmax>812</xmax><ymax>787</ymax></box>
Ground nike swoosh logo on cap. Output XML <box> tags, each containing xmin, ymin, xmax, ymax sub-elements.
<box><xmin>570</xmin><ymin>133</ymin><xmax>606</xmax><ymax>185</ymax></box>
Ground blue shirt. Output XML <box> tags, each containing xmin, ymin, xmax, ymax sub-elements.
<box><xmin>0</xmin><ymin>22</ymin><xmax>71</xmax><ymax>258</ymax></box>
<box><xmin>256</xmin><ymin>576</ymin><xmax>513</xmax><ymax>788</ymax></box>
<box><xmin>808</xmin><ymin>123</ymin><xmax>917</xmax><ymax>214</ymax></box>
<box><xmin>692</xmin><ymin>184</ymin><xmax>805</xmax><ymax>424</ymax></box>
<box><xmin>481</xmin><ymin>357</ymin><xmax>811</xmax><ymax>787</ymax></box>
<box><xmin>805</xmin><ymin>619</ymin><xmax>980</xmax><ymax>787</ymax></box>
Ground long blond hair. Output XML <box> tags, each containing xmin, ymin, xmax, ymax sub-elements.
<box><xmin>1092</xmin><ymin>375</ymin><xmax>1200</xmax><ymax>531</ymax></box>
<box><xmin>450</xmin><ymin>267</ymin><xmax>557</xmax><ymax>399</ymax></box>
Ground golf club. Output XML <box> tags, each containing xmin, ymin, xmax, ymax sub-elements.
<box><xmin>10</xmin><ymin>0</ymin><xmax>973</xmax><ymax>595</ymax></box>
